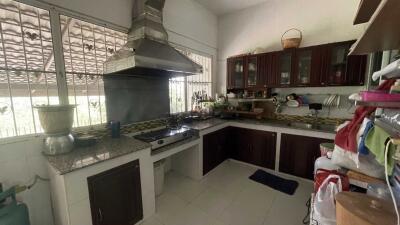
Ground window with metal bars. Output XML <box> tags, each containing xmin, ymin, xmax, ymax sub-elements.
<box><xmin>0</xmin><ymin>0</ymin><xmax>127</xmax><ymax>138</ymax></box>
<box><xmin>60</xmin><ymin>15</ymin><xmax>126</xmax><ymax>127</ymax></box>
<box><xmin>0</xmin><ymin>0</ymin><xmax>58</xmax><ymax>138</ymax></box>
<box><xmin>169</xmin><ymin>47</ymin><xmax>212</xmax><ymax>113</ymax></box>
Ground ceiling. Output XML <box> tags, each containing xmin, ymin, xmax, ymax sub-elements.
<box><xmin>194</xmin><ymin>0</ymin><xmax>269</xmax><ymax>16</ymax></box>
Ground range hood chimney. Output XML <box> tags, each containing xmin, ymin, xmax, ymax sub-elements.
<box><xmin>104</xmin><ymin>0</ymin><xmax>203</xmax><ymax>76</ymax></box>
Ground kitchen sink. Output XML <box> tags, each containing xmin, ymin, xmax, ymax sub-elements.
<box><xmin>287</xmin><ymin>122</ymin><xmax>337</xmax><ymax>132</ymax></box>
<box><xmin>261</xmin><ymin>119</ymin><xmax>337</xmax><ymax>132</ymax></box>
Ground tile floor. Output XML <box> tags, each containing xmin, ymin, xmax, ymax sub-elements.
<box><xmin>141</xmin><ymin>160</ymin><xmax>313</xmax><ymax>225</ymax></box>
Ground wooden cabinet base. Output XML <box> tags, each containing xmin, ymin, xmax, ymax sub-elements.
<box><xmin>336</xmin><ymin>192</ymin><xmax>396</xmax><ymax>225</ymax></box>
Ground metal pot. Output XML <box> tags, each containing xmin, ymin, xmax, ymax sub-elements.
<box><xmin>44</xmin><ymin>134</ymin><xmax>74</xmax><ymax>155</ymax></box>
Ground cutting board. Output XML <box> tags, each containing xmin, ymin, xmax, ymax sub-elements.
<box><xmin>335</xmin><ymin>192</ymin><xmax>396</xmax><ymax>225</ymax></box>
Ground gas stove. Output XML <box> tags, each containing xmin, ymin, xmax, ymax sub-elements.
<box><xmin>131</xmin><ymin>126</ymin><xmax>195</xmax><ymax>150</ymax></box>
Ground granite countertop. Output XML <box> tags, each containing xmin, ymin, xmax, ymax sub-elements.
<box><xmin>185</xmin><ymin>118</ymin><xmax>337</xmax><ymax>134</ymax></box>
<box><xmin>46</xmin><ymin>117</ymin><xmax>336</xmax><ymax>175</ymax></box>
<box><xmin>46</xmin><ymin>136</ymin><xmax>151</xmax><ymax>175</ymax></box>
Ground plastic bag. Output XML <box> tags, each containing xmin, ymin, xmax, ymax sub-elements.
<box><xmin>331</xmin><ymin>144</ymin><xmax>385</xmax><ymax>179</ymax></box>
<box><xmin>313</xmin><ymin>174</ymin><xmax>343</xmax><ymax>225</ymax></box>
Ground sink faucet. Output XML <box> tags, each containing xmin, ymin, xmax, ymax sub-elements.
<box><xmin>309</xmin><ymin>109</ymin><xmax>319</xmax><ymax>120</ymax></box>
<box><xmin>308</xmin><ymin>103</ymin><xmax>322</xmax><ymax>122</ymax></box>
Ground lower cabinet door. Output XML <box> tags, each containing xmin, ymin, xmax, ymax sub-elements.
<box><xmin>279</xmin><ymin>134</ymin><xmax>331</xmax><ymax>180</ymax></box>
<box><xmin>88</xmin><ymin>160</ymin><xmax>143</xmax><ymax>225</ymax></box>
<box><xmin>231</xmin><ymin>128</ymin><xmax>276</xmax><ymax>170</ymax></box>
<box><xmin>203</xmin><ymin>128</ymin><xmax>231</xmax><ymax>175</ymax></box>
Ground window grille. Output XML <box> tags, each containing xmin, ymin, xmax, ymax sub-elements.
<box><xmin>0</xmin><ymin>0</ymin><xmax>58</xmax><ymax>138</ymax></box>
<box><xmin>169</xmin><ymin>47</ymin><xmax>212</xmax><ymax>113</ymax></box>
<box><xmin>60</xmin><ymin>15</ymin><xmax>127</xmax><ymax>127</ymax></box>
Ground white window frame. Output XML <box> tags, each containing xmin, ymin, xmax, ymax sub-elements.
<box><xmin>169</xmin><ymin>43</ymin><xmax>213</xmax><ymax>113</ymax></box>
<box><xmin>1</xmin><ymin>0</ymin><xmax>129</xmax><ymax>140</ymax></box>
<box><xmin>1</xmin><ymin>0</ymin><xmax>213</xmax><ymax>141</ymax></box>
<box><xmin>17</xmin><ymin>0</ymin><xmax>128</xmax><ymax>105</ymax></box>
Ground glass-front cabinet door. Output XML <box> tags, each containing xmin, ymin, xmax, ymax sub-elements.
<box><xmin>246</xmin><ymin>56</ymin><xmax>257</xmax><ymax>87</ymax></box>
<box><xmin>295</xmin><ymin>50</ymin><xmax>312</xmax><ymax>85</ymax></box>
<box><xmin>278</xmin><ymin>51</ymin><xmax>293</xmax><ymax>86</ymax></box>
<box><xmin>327</xmin><ymin>43</ymin><xmax>351</xmax><ymax>85</ymax></box>
<box><xmin>232</xmin><ymin>57</ymin><xmax>244</xmax><ymax>88</ymax></box>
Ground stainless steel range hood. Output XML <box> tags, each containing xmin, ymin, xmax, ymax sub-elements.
<box><xmin>104</xmin><ymin>0</ymin><xmax>203</xmax><ymax>76</ymax></box>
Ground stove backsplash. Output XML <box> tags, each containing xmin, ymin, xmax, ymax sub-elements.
<box><xmin>104</xmin><ymin>75</ymin><xmax>170</xmax><ymax>125</ymax></box>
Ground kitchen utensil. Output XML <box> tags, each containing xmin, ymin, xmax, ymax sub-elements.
<box><xmin>287</xmin><ymin>99</ymin><xmax>300</xmax><ymax>107</ymax></box>
<box><xmin>35</xmin><ymin>105</ymin><xmax>76</xmax><ymax>155</ymax></box>
<box><xmin>74</xmin><ymin>134</ymin><xmax>98</xmax><ymax>147</ymax></box>
<box><xmin>44</xmin><ymin>133</ymin><xmax>74</xmax><ymax>155</ymax></box>
<box><xmin>286</xmin><ymin>93</ymin><xmax>297</xmax><ymax>101</ymax></box>
<box><xmin>227</xmin><ymin>92</ymin><xmax>236</xmax><ymax>98</ymax></box>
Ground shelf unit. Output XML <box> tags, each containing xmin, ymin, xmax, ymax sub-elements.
<box><xmin>355</xmin><ymin>100</ymin><xmax>400</xmax><ymax>108</ymax></box>
<box><xmin>350</xmin><ymin>0</ymin><xmax>400</xmax><ymax>55</ymax></box>
<box><xmin>353</xmin><ymin>0</ymin><xmax>382</xmax><ymax>25</ymax></box>
<box><xmin>374</xmin><ymin>118</ymin><xmax>400</xmax><ymax>138</ymax></box>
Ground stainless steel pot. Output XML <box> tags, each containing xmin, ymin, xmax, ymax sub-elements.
<box><xmin>44</xmin><ymin>134</ymin><xmax>74</xmax><ymax>155</ymax></box>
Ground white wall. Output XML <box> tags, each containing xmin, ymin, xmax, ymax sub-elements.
<box><xmin>0</xmin><ymin>136</ymin><xmax>54</xmax><ymax>225</ymax></box>
<box><xmin>1</xmin><ymin>1</ymin><xmax>217</xmax><ymax>225</ymax></box>
<box><xmin>217</xmin><ymin>0</ymin><xmax>367</xmax><ymax>94</ymax></box>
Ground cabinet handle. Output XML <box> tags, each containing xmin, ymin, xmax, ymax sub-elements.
<box><xmin>98</xmin><ymin>208</ymin><xmax>103</xmax><ymax>222</ymax></box>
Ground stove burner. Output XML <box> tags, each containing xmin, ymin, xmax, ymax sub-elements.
<box><xmin>133</xmin><ymin>126</ymin><xmax>194</xmax><ymax>150</ymax></box>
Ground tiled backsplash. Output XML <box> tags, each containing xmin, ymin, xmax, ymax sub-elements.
<box><xmin>73</xmin><ymin>118</ymin><xmax>168</xmax><ymax>138</ymax></box>
<box><xmin>274</xmin><ymin>114</ymin><xmax>347</xmax><ymax>125</ymax></box>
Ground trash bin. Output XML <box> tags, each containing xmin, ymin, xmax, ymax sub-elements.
<box><xmin>154</xmin><ymin>159</ymin><xmax>165</xmax><ymax>196</ymax></box>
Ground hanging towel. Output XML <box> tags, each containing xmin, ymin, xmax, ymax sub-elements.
<box><xmin>335</xmin><ymin>79</ymin><xmax>395</xmax><ymax>153</ymax></box>
<box><xmin>359</xmin><ymin>120</ymin><xmax>374</xmax><ymax>155</ymax></box>
<box><xmin>365</xmin><ymin>125</ymin><xmax>396</xmax><ymax>175</ymax></box>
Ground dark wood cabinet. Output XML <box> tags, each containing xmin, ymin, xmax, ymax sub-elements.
<box><xmin>345</xmin><ymin>54</ymin><xmax>367</xmax><ymax>86</ymax></box>
<box><xmin>88</xmin><ymin>160</ymin><xmax>143</xmax><ymax>225</ymax></box>
<box><xmin>203</xmin><ymin>127</ymin><xmax>231</xmax><ymax>175</ymax></box>
<box><xmin>323</xmin><ymin>41</ymin><xmax>367</xmax><ymax>86</ymax></box>
<box><xmin>279</xmin><ymin>134</ymin><xmax>331</xmax><ymax>180</ymax></box>
<box><xmin>231</xmin><ymin>127</ymin><xmax>276</xmax><ymax>170</ymax></box>
<box><xmin>293</xmin><ymin>46</ymin><xmax>325</xmax><ymax>86</ymax></box>
<box><xmin>226</xmin><ymin>40</ymin><xmax>367</xmax><ymax>91</ymax></box>
<box><xmin>258</xmin><ymin>52</ymin><xmax>279</xmax><ymax>87</ymax></box>
<box><xmin>227</xmin><ymin>56</ymin><xmax>245</xmax><ymax>89</ymax></box>
<box><xmin>246</xmin><ymin>56</ymin><xmax>259</xmax><ymax>88</ymax></box>
<box><xmin>276</xmin><ymin>50</ymin><xmax>295</xmax><ymax>87</ymax></box>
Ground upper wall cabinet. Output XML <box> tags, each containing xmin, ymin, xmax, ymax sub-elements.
<box><xmin>293</xmin><ymin>46</ymin><xmax>325</xmax><ymax>86</ymax></box>
<box><xmin>246</xmin><ymin>55</ymin><xmax>259</xmax><ymax>88</ymax></box>
<box><xmin>276</xmin><ymin>50</ymin><xmax>295</xmax><ymax>87</ymax></box>
<box><xmin>324</xmin><ymin>41</ymin><xmax>367</xmax><ymax>86</ymax></box>
<box><xmin>227</xmin><ymin>56</ymin><xmax>245</xmax><ymax>89</ymax></box>
<box><xmin>226</xmin><ymin>40</ymin><xmax>367</xmax><ymax>90</ymax></box>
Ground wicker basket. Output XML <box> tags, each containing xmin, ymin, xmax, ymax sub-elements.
<box><xmin>281</xmin><ymin>28</ymin><xmax>302</xmax><ymax>49</ymax></box>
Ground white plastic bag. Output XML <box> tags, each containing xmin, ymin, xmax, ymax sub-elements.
<box><xmin>331</xmin><ymin>144</ymin><xmax>385</xmax><ymax>179</ymax></box>
<box><xmin>313</xmin><ymin>174</ymin><xmax>343</xmax><ymax>225</ymax></box>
